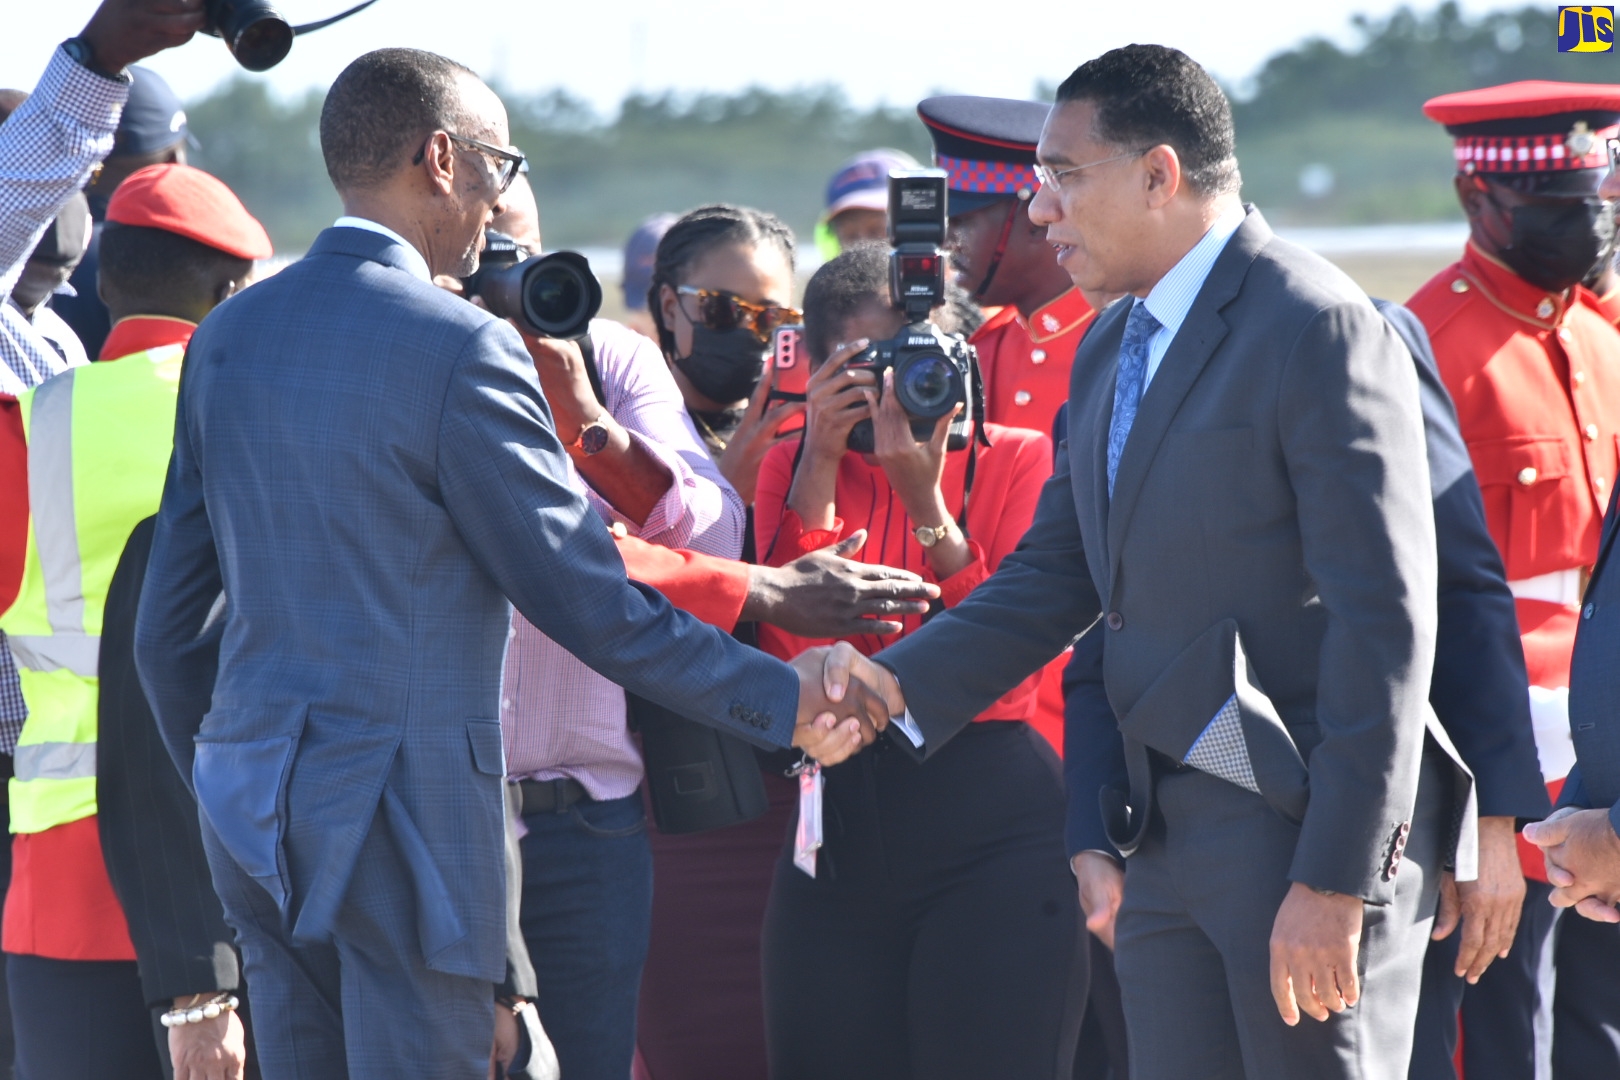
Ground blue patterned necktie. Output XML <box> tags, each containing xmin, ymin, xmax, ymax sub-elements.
<box><xmin>1106</xmin><ymin>301</ymin><xmax>1163</xmax><ymax>498</ymax></box>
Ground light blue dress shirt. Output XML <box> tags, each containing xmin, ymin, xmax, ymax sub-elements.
<box><xmin>1139</xmin><ymin>203</ymin><xmax>1247</xmax><ymax>391</ymax></box>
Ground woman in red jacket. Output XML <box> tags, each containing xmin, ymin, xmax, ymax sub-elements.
<box><xmin>754</xmin><ymin>243</ymin><xmax>1086</xmax><ymax>1080</ymax></box>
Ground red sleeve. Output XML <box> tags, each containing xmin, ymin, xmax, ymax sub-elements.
<box><xmin>0</xmin><ymin>397</ymin><xmax>26</xmax><ymax>612</ymax></box>
<box><xmin>936</xmin><ymin>539</ymin><xmax>990</xmax><ymax>607</ymax></box>
<box><xmin>752</xmin><ymin>437</ymin><xmax>848</xmax><ymax>566</ymax></box>
<box><xmin>614</xmin><ymin>534</ymin><xmax>749</xmax><ymax>632</ymax></box>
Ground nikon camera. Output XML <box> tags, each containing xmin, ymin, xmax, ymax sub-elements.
<box><xmin>846</xmin><ymin>170</ymin><xmax>977</xmax><ymax>454</ymax></box>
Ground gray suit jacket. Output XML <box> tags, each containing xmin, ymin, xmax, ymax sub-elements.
<box><xmin>879</xmin><ymin>209</ymin><xmax>1439</xmax><ymax>903</ymax></box>
<box><xmin>135</xmin><ymin>226</ymin><xmax>799</xmax><ymax>982</ymax></box>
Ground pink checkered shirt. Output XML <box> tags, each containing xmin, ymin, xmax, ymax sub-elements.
<box><xmin>501</xmin><ymin>319</ymin><xmax>745</xmax><ymax>799</ymax></box>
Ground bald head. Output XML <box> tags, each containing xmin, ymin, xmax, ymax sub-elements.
<box><xmin>0</xmin><ymin>89</ymin><xmax>28</xmax><ymax>124</ymax></box>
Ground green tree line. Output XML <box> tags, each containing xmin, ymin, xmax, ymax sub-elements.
<box><xmin>187</xmin><ymin>2</ymin><xmax>1619</xmax><ymax>253</ymax></box>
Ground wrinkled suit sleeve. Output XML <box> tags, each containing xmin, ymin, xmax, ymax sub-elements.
<box><xmin>436</xmin><ymin>321</ymin><xmax>798</xmax><ymax>747</ymax></box>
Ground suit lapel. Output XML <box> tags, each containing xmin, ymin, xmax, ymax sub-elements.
<box><xmin>1590</xmin><ymin>481</ymin><xmax>1620</xmax><ymax>593</ymax></box>
<box><xmin>1068</xmin><ymin>301</ymin><xmax>1128</xmax><ymax>597</ymax></box>
<box><xmin>1104</xmin><ymin>212</ymin><xmax>1268</xmax><ymax>585</ymax></box>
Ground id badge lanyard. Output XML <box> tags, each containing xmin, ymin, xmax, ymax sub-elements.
<box><xmin>788</xmin><ymin>755</ymin><xmax>824</xmax><ymax>877</ymax></box>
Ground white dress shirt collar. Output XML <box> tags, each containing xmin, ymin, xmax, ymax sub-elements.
<box><xmin>333</xmin><ymin>216</ymin><xmax>432</xmax><ymax>283</ymax></box>
<box><xmin>1138</xmin><ymin>203</ymin><xmax>1247</xmax><ymax>389</ymax></box>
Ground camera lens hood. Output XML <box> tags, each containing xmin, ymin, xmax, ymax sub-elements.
<box><xmin>481</xmin><ymin>251</ymin><xmax>603</xmax><ymax>340</ymax></box>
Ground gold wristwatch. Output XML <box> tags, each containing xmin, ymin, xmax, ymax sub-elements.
<box><xmin>570</xmin><ymin>414</ymin><xmax>611</xmax><ymax>456</ymax></box>
<box><xmin>913</xmin><ymin>521</ymin><xmax>956</xmax><ymax>548</ymax></box>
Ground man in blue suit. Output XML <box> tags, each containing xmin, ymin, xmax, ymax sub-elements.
<box><xmin>133</xmin><ymin>49</ymin><xmax>880</xmax><ymax>1079</ymax></box>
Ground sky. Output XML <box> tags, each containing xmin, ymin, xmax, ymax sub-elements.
<box><xmin>5</xmin><ymin>0</ymin><xmax>1535</xmax><ymax>114</ymax></box>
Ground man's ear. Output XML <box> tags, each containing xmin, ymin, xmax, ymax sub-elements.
<box><xmin>420</xmin><ymin>130</ymin><xmax>457</xmax><ymax>196</ymax></box>
<box><xmin>1142</xmin><ymin>144</ymin><xmax>1180</xmax><ymax>209</ymax></box>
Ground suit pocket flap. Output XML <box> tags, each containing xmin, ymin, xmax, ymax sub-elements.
<box><xmin>193</xmin><ymin>704</ymin><xmax>310</xmax><ymax>908</ymax></box>
<box><xmin>1468</xmin><ymin>435</ymin><xmax>1572</xmax><ymax>486</ymax></box>
<box><xmin>466</xmin><ymin>718</ymin><xmax>505</xmax><ymax>777</ymax></box>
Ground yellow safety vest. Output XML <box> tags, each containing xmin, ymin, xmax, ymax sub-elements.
<box><xmin>1</xmin><ymin>345</ymin><xmax>182</xmax><ymax>835</ymax></box>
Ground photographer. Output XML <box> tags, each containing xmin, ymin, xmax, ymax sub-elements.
<box><xmin>752</xmin><ymin>242</ymin><xmax>1085</xmax><ymax>1080</ymax></box>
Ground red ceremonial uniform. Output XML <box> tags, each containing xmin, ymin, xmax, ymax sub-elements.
<box><xmin>1409</xmin><ymin>245</ymin><xmax>1620</xmax><ymax>875</ymax></box>
<box><xmin>969</xmin><ymin>287</ymin><xmax>1094</xmax><ymax>438</ymax></box>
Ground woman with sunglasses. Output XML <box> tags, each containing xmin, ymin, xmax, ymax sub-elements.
<box><xmin>648</xmin><ymin>204</ymin><xmax>806</xmax><ymax>507</ymax></box>
<box><xmin>753</xmin><ymin>243</ymin><xmax>1086</xmax><ymax>1080</ymax></box>
<box><xmin>635</xmin><ymin>205</ymin><xmax>810</xmax><ymax>1080</ymax></box>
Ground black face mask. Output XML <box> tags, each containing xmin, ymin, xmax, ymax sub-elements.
<box><xmin>1492</xmin><ymin>193</ymin><xmax>1616</xmax><ymax>293</ymax></box>
<box><xmin>674</xmin><ymin>325</ymin><xmax>767</xmax><ymax>404</ymax></box>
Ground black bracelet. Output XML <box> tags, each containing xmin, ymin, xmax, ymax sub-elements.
<box><xmin>60</xmin><ymin>37</ymin><xmax>129</xmax><ymax>83</ymax></box>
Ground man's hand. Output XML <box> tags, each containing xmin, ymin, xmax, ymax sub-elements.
<box><xmin>1269</xmin><ymin>883</ymin><xmax>1364</xmax><ymax>1025</ymax></box>
<box><xmin>1523</xmin><ymin>807</ymin><xmax>1620</xmax><ymax>922</ymax></box>
<box><xmin>788</xmin><ymin>647</ymin><xmax>889</xmax><ymax>766</ymax></box>
<box><xmin>1430</xmin><ymin>815</ymin><xmax>1524</xmax><ymax>982</ymax></box>
<box><xmin>489</xmin><ymin>1000</ymin><xmax>520</xmax><ymax>1080</ymax></box>
<box><xmin>743</xmin><ymin>530</ymin><xmax>939</xmax><ymax>637</ymax></box>
<box><xmin>819</xmin><ymin>640</ymin><xmax>907</xmax><ymax>721</ymax></box>
<box><xmin>715</xmin><ymin>363</ymin><xmax>805</xmax><ymax>505</ymax></box>
<box><xmin>169</xmin><ymin>1002</ymin><xmax>246</xmax><ymax>1080</ymax></box>
<box><xmin>81</xmin><ymin>0</ymin><xmax>206</xmax><ymax>74</ymax></box>
<box><xmin>1072</xmin><ymin>851</ymin><xmax>1124</xmax><ymax>950</ymax></box>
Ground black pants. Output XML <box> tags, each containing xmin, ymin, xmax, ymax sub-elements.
<box><xmin>8</xmin><ymin>953</ymin><xmax>163</xmax><ymax>1080</ymax></box>
<box><xmin>1411</xmin><ymin>881</ymin><xmax>1560</xmax><ymax>1080</ymax></box>
<box><xmin>762</xmin><ymin>721</ymin><xmax>1086</xmax><ymax>1080</ymax></box>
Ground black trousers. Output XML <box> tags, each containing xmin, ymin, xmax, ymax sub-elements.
<box><xmin>8</xmin><ymin>953</ymin><xmax>163</xmax><ymax>1080</ymax></box>
<box><xmin>1410</xmin><ymin>880</ymin><xmax>1620</xmax><ymax>1080</ymax></box>
<box><xmin>762</xmin><ymin>721</ymin><xmax>1087</xmax><ymax>1080</ymax></box>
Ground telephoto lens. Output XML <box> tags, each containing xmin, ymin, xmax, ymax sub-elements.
<box><xmin>203</xmin><ymin>0</ymin><xmax>294</xmax><ymax>71</ymax></box>
<box><xmin>479</xmin><ymin>251</ymin><xmax>603</xmax><ymax>341</ymax></box>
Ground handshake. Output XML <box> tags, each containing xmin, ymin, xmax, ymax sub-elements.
<box><xmin>785</xmin><ymin>642</ymin><xmax>910</xmax><ymax>765</ymax></box>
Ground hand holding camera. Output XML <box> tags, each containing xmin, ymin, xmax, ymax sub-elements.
<box><xmin>79</xmin><ymin>0</ymin><xmax>207</xmax><ymax>75</ymax></box>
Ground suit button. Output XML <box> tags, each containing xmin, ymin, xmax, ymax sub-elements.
<box><xmin>1518</xmin><ymin>467</ymin><xmax>1538</xmax><ymax>485</ymax></box>
<box><xmin>1014</xmin><ymin>390</ymin><xmax>1032</xmax><ymax>406</ymax></box>
<box><xmin>1585</xmin><ymin>603</ymin><xmax>1595</xmax><ymax>620</ymax></box>
<box><xmin>1031</xmin><ymin>349</ymin><xmax>1047</xmax><ymax>364</ymax></box>
<box><xmin>1106</xmin><ymin>611</ymin><xmax>1124</xmax><ymax>631</ymax></box>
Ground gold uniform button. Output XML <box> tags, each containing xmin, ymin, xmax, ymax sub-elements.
<box><xmin>1575</xmin><ymin>370</ymin><xmax>1588</xmax><ymax>385</ymax></box>
<box><xmin>1014</xmin><ymin>390</ymin><xmax>1032</xmax><ymax>406</ymax></box>
<box><xmin>1450</xmin><ymin>279</ymin><xmax>1469</xmax><ymax>293</ymax></box>
<box><xmin>1598</xmin><ymin>477</ymin><xmax>1609</xmax><ymax>491</ymax></box>
<box><xmin>1586</xmin><ymin>424</ymin><xmax>1600</xmax><ymax>441</ymax></box>
<box><xmin>1559</xmin><ymin>328</ymin><xmax>1573</xmax><ymax>343</ymax></box>
<box><xmin>1030</xmin><ymin>349</ymin><xmax>1047</xmax><ymax>364</ymax></box>
<box><xmin>1518</xmin><ymin>467</ymin><xmax>1539</xmax><ymax>485</ymax></box>
<box><xmin>1538</xmin><ymin>298</ymin><xmax>1557</xmax><ymax>319</ymax></box>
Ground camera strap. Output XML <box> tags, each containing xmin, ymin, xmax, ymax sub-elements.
<box><xmin>577</xmin><ymin>333</ymin><xmax>608</xmax><ymax>409</ymax></box>
<box><xmin>972</xmin><ymin>199</ymin><xmax>1022</xmax><ymax>301</ymax></box>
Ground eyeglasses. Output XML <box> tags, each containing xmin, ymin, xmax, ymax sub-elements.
<box><xmin>1033</xmin><ymin>148</ymin><xmax>1149</xmax><ymax>194</ymax></box>
<box><xmin>676</xmin><ymin>286</ymin><xmax>801</xmax><ymax>343</ymax></box>
<box><xmin>411</xmin><ymin>131</ymin><xmax>527</xmax><ymax>194</ymax></box>
<box><xmin>1609</xmin><ymin>137</ymin><xmax>1620</xmax><ymax>175</ymax></box>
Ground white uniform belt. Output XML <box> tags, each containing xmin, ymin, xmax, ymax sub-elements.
<box><xmin>1507</xmin><ymin>568</ymin><xmax>1582</xmax><ymax>607</ymax></box>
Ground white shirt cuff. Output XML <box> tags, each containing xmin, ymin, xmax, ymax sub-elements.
<box><xmin>890</xmin><ymin>709</ymin><xmax>925</xmax><ymax>749</ymax></box>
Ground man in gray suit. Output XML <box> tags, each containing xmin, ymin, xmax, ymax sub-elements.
<box><xmin>134</xmin><ymin>49</ymin><xmax>880</xmax><ymax>1079</ymax></box>
<box><xmin>822</xmin><ymin>46</ymin><xmax>1448</xmax><ymax>1078</ymax></box>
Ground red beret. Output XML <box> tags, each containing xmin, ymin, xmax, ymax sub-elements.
<box><xmin>106</xmin><ymin>163</ymin><xmax>273</xmax><ymax>260</ymax></box>
<box><xmin>1423</xmin><ymin>81</ymin><xmax>1620</xmax><ymax>179</ymax></box>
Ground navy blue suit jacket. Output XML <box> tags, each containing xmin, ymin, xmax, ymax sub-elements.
<box><xmin>1055</xmin><ymin>300</ymin><xmax>1548</xmax><ymax>860</ymax></box>
<box><xmin>134</xmin><ymin>227</ymin><xmax>799</xmax><ymax>981</ymax></box>
<box><xmin>1561</xmin><ymin>479</ymin><xmax>1620</xmax><ymax>837</ymax></box>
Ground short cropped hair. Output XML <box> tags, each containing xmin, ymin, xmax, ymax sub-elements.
<box><xmin>99</xmin><ymin>223</ymin><xmax>252</xmax><ymax>313</ymax></box>
<box><xmin>320</xmin><ymin>48</ymin><xmax>477</xmax><ymax>192</ymax></box>
<box><xmin>1054</xmin><ymin>45</ymin><xmax>1240</xmax><ymax>197</ymax></box>
<box><xmin>802</xmin><ymin>242</ymin><xmax>892</xmax><ymax>364</ymax></box>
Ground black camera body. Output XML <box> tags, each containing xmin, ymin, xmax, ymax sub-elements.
<box><xmin>202</xmin><ymin>0</ymin><xmax>377</xmax><ymax>72</ymax></box>
<box><xmin>847</xmin><ymin>169</ymin><xmax>977</xmax><ymax>454</ymax></box>
<box><xmin>462</xmin><ymin>233</ymin><xmax>604</xmax><ymax>341</ymax></box>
